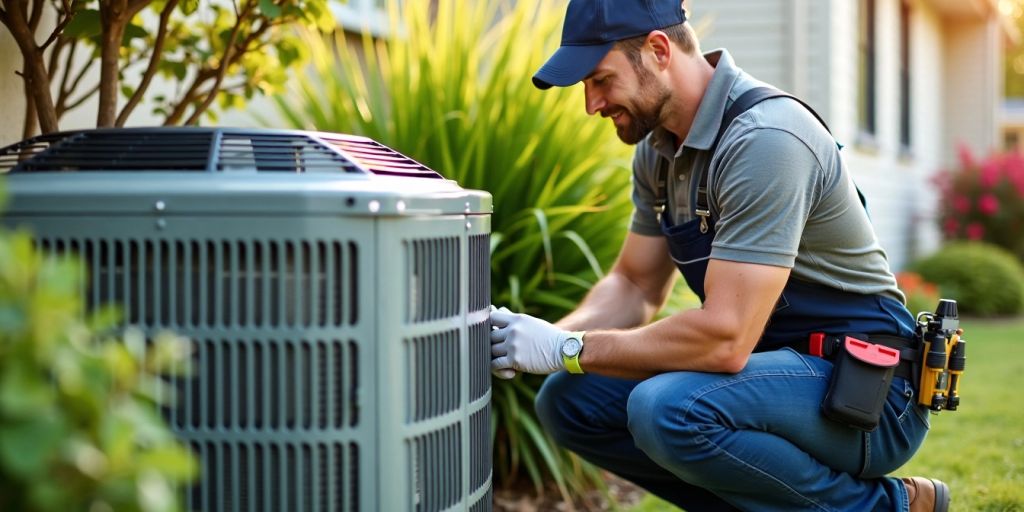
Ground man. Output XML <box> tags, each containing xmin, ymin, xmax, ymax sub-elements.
<box><xmin>488</xmin><ymin>1</ymin><xmax>950</xmax><ymax>511</ymax></box>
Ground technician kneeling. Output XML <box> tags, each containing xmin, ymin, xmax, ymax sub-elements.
<box><xmin>489</xmin><ymin>1</ymin><xmax>948</xmax><ymax>511</ymax></box>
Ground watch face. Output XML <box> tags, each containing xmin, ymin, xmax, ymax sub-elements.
<box><xmin>562</xmin><ymin>337</ymin><xmax>582</xmax><ymax>357</ymax></box>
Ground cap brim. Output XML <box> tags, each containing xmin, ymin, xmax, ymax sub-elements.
<box><xmin>532</xmin><ymin>42</ymin><xmax>615</xmax><ymax>90</ymax></box>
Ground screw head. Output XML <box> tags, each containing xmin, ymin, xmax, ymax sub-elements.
<box><xmin>154</xmin><ymin>200</ymin><xmax>166</xmax><ymax>211</ymax></box>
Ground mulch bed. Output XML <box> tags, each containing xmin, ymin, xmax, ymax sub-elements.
<box><xmin>493</xmin><ymin>472</ymin><xmax>648</xmax><ymax>511</ymax></box>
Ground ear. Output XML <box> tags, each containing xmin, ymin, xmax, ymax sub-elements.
<box><xmin>645</xmin><ymin>30</ymin><xmax>672</xmax><ymax>70</ymax></box>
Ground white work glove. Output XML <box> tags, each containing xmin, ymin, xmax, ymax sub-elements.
<box><xmin>489</xmin><ymin>306</ymin><xmax>518</xmax><ymax>379</ymax></box>
<box><xmin>490</xmin><ymin>306</ymin><xmax>569</xmax><ymax>378</ymax></box>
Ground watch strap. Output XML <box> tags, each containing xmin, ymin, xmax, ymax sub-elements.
<box><xmin>563</xmin><ymin>331</ymin><xmax>586</xmax><ymax>374</ymax></box>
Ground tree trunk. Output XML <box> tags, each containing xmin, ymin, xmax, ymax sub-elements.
<box><xmin>22</xmin><ymin>82</ymin><xmax>38</xmax><ymax>139</ymax></box>
<box><xmin>3</xmin><ymin>0</ymin><xmax>59</xmax><ymax>133</ymax></box>
<box><xmin>96</xmin><ymin>4</ymin><xmax>127</xmax><ymax>127</ymax></box>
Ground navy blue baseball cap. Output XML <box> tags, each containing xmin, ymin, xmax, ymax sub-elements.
<box><xmin>533</xmin><ymin>0</ymin><xmax>687</xmax><ymax>89</ymax></box>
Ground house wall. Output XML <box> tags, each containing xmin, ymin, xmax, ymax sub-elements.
<box><xmin>943</xmin><ymin>17</ymin><xmax>1002</xmax><ymax>161</ymax></box>
<box><xmin>695</xmin><ymin>0</ymin><xmax>1003</xmax><ymax>270</ymax></box>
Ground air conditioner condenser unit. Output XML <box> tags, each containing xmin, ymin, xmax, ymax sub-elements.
<box><xmin>1</xmin><ymin>127</ymin><xmax>494</xmax><ymax>512</ymax></box>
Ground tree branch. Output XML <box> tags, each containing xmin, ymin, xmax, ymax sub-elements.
<box><xmin>183</xmin><ymin>4</ymin><xmax>262</xmax><ymax>125</ymax></box>
<box><xmin>41</xmin><ymin>0</ymin><xmax>75</xmax><ymax>51</ymax></box>
<box><xmin>116</xmin><ymin>0</ymin><xmax>178</xmax><ymax>126</ymax></box>
<box><xmin>57</xmin><ymin>51</ymin><xmax>141</xmax><ymax>117</ymax></box>
<box><xmin>28</xmin><ymin>0</ymin><xmax>44</xmax><ymax>31</ymax></box>
<box><xmin>162</xmin><ymin>68</ymin><xmax>215</xmax><ymax>124</ymax></box>
<box><xmin>22</xmin><ymin>77</ymin><xmax>39</xmax><ymax>139</ymax></box>
<box><xmin>62</xmin><ymin>82</ymin><xmax>101</xmax><ymax>113</ymax></box>
<box><xmin>46</xmin><ymin>34</ymin><xmax>65</xmax><ymax>81</ymax></box>
<box><xmin>56</xmin><ymin>37</ymin><xmax>77</xmax><ymax>101</ymax></box>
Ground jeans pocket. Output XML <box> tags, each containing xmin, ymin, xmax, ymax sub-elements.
<box><xmin>894</xmin><ymin>378</ymin><xmax>929</xmax><ymax>427</ymax></box>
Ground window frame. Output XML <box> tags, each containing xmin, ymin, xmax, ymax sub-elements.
<box><xmin>898</xmin><ymin>0</ymin><xmax>912</xmax><ymax>153</ymax></box>
<box><xmin>858</xmin><ymin>0</ymin><xmax>878</xmax><ymax>140</ymax></box>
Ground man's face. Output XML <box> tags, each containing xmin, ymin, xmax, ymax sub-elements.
<box><xmin>583</xmin><ymin>49</ymin><xmax>672</xmax><ymax>144</ymax></box>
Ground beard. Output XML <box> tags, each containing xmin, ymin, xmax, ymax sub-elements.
<box><xmin>614</xmin><ymin>64</ymin><xmax>672</xmax><ymax>145</ymax></box>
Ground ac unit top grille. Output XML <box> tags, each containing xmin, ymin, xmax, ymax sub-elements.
<box><xmin>0</xmin><ymin>127</ymin><xmax>445</xmax><ymax>179</ymax></box>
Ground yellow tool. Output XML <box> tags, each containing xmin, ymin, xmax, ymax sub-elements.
<box><xmin>916</xmin><ymin>299</ymin><xmax>964</xmax><ymax>411</ymax></box>
<box><xmin>946</xmin><ymin>329</ymin><xmax>966</xmax><ymax>411</ymax></box>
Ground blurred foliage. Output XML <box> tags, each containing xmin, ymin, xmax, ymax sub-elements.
<box><xmin>912</xmin><ymin>241</ymin><xmax>1024</xmax><ymax>316</ymax></box>
<box><xmin>1003</xmin><ymin>0</ymin><xmax>1024</xmax><ymax>98</ymax></box>
<box><xmin>933</xmin><ymin>146</ymin><xmax>1024</xmax><ymax>259</ymax></box>
<box><xmin>271</xmin><ymin>0</ymin><xmax>637</xmax><ymax>503</ymax></box>
<box><xmin>895</xmin><ymin>271</ymin><xmax>941</xmax><ymax>318</ymax></box>
<box><xmin>0</xmin><ymin>183</ymin><xmax>197</xmax><ymax>512</ymax></box>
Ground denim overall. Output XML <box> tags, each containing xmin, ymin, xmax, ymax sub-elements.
<box><xmin>536</xmin><ymin>88</ymin><xmax>929</xmax><ymax>511</ymax></box>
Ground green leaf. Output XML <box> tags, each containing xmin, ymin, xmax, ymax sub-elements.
<box><xmin>259</xmin><ymin>0</ymin><xmax>282</xmax><ymax>18</ymax></box>
<box><xmin>0</xmin><ymin>365</ymin><xmax>55</xmax><ymax>418</ymax></box>
<box><xmin>179</xmin><ymin>0</ymin><xmax>199</xmax><ymax>15</ymax></box>
<box><xmin>63</xmin><ymin>9</ymin><xmax>102</xmax><ymax>39</ymax></box>
<box><xmin>138</xmin><ymin>446</ymin><xmax>198</xmax><ymax>481</ymax></box>
<box><xmin>0</xmin><ymin>415</ymin><xmax>66</xmax><ymax>478</ymax></box>
<box><xmin>122</xmin><ymin>23</ymin><xmax>149</xmax><ymax>45</ymax></box>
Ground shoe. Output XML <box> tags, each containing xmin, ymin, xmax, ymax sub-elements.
<box><xmin>901</xmin><ymin>477</ymin><xmax>951</xmax><ymax>512</ymax></box>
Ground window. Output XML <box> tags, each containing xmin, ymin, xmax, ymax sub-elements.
<box><xmin>899</xmin><ymin>0</ymin><xmax>912</xmax><ymax>150</ymax></box>
<box><xmin>334</xmin><ymin>0</ymin><xmax>389</xmax><ymax>35</ymax></box>
<box><xmin>858</xmin><ymin>0</ymin><xmax>877</xmax><ymax>137</ymax></box>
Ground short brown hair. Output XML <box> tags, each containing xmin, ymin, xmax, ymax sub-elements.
<box><xmin>615</xmin><ymin>22</ymin><xmax>699</xmax><ymax>71</ymax></box>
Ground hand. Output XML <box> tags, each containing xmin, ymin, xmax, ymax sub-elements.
<box><xmin>490</xmin><ymin>306</ymin><xmax>569</xmax><ymax>378</ymax></box>
<box><xmin>489</xmin><ymin>306</ymin><xmax>518</xmax><ymax>379</ymax></box>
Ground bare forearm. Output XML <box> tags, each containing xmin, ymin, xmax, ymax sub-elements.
<box><xmin>578</xmin><ymin>306</ymin><xmax>756</xmax><ymax>379</ymax></box>
<box><xmin>555</xmin><ymin>272</ymin><xmax>666</xmax><ymax>331</ymax></box>
<box><xmin>566</xmin><ymin>260</ymin><xmax>788</xmax><ymax>379</ymax></box>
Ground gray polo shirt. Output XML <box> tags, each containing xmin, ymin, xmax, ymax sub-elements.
<box><xmin>631</xmin><ymin>49</ymin><xmax>904</xmax><ymax>302</ymax></box>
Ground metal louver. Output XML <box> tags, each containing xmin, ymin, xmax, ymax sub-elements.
<box><xmin>2</xmin><ymin>127</ymin><xmax>492</xmax><ymax>512</ymax></box>
<box><xmin>0</xmin><ymin>127</ymin><xmax>443</xmax><ymax>178</ymax></box>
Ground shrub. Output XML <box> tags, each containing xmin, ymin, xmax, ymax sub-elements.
<box><xmin>911</xmin><ymin>242</ymin><xmax>1024</xmax><ymax>316</ymax></box>
<box><xmin>895</xmin><ymin>271</ymin><xmax>941</xmax><ymax>317</ymax></box>
<box><xmin>933</xmin><ymin>146</ymin><xmax>1024</xmax><ymax>259</ymax></box>
<box><xmin>271</xmin><ymin>0</ymin><xmax>635</xmax><ymax>500</ymax></box>
<box><xmin>0</xmin><ymin>184</ymin><xmax>197</xmax><ymax>512</ymax></box>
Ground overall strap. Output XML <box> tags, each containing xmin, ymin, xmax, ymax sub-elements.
<box><xmin>653</xmin><ymin>87</ymin><xmax>847</xmax><ymax>227</ymax></box>
<box><xmin>653</xmin><ymin>155</ymin><xmax>669</xmax><ymax>221</ymax></box>
<box><xmin>694</xmin><ymin>86</ymin><xmax>834</xmax><ymax>233</ymax></box>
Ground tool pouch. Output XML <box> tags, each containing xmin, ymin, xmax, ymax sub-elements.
<box><xmin>821</xmin><ymin>335</ymin><xmax>901</xmax><ymax>432</ymax></box>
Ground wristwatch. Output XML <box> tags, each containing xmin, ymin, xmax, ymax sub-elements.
<box><xmin>561</xmin><ymin>331</ymin><xmax>586</xmax><ymax>374</ymax></box>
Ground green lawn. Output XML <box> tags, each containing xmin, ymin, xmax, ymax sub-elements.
<box><xmin>629</xmin><ymin>318</ymin><xmax>1024</xmax><ymax>511</ymax></box>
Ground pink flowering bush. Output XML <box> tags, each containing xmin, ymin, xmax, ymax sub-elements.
<box><xmin>934</xmin><ymin>146</ymin><xmax>1024</xmax><ymax>259</ymax></box>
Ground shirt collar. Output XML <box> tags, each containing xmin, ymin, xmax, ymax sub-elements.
<box><xmin>648</xmin><ymin>49</ymin><xmax>741</xmax><ymax>157</ymax></box>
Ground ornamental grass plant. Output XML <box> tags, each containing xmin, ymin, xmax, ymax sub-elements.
<box><xmin>271</xmin><ymin>0</ymin><xmax>638</xmax><ymax>502</ymax></box>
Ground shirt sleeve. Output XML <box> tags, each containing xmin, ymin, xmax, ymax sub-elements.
<box><xmin>629</xmin><ymin>142</ymin><xmax>664</xmax><ymax>236</ymax></box>
<box><xmin>708</xmin><ymin>126</ymin><xmax>824</xmax><ymax>268</ymax></box>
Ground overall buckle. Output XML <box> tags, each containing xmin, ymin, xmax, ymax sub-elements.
<box><xmin>695</xmin><ymin>208</ymin><xmax>710</xmax><ymax>233</ymax></box>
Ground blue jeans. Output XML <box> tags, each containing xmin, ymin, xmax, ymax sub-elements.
<box><xmin>535</xmin><ymin>348</ymin><xmax>930</xmax><ymax>511</ymax></box>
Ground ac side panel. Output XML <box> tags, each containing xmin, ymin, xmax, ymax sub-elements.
<box><xmin>373</xmin><ymin>215</ymin><xmax>491</xmax><ymax>512</ymax></box>
<box><xmin>9</xmin><ymin>215</ymin><xmax>379</xmax><ymax>512</ymax></box>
